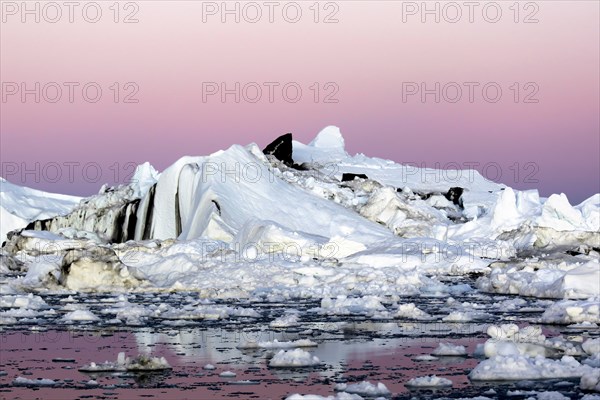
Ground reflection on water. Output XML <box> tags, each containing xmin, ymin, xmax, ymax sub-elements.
<box><xmin>0</xmin><ymin>293</ymin><xmax>588</xmax><ymax>399</ymax></box>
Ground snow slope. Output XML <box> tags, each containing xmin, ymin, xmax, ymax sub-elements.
<box><xmin>0</xmin><ymin>178</ymin><xmax>81</xmax><ymax>243</ymax></box>
<box><xmin>140</xmin><ymin>143</ymin><xmax>393</xmax><ymax>257</ymax></box>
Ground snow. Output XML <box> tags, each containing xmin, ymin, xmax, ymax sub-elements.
<box><xmin>334</xmin><ymin>381</ymin><xmax>391</xmax><ymax>396</ymax></box>
<box><xmin>432</xmin><ymin>343</ymin><xmax>467</xmax><ymax>356</ymax></box>
<box><xmin>469</xmin><ymin>355</ymin><xmax>593</xmax><ymax>381</ymax></box>
<box><xmin>142</xmin><ymin>143</ymin><xmax>391</xmax><ymax>260</ymax></box>
<box><xmin>130</xmin><ymin>162</ymin><xmax>160</xmax><ymax>198</ymax></box>
<box><xmin>405</xmin><ymin>375</ymin><xmax>453</xmax><ymax>388</ymax></box>
<box><xmin>0</xmin><ymin>178</ymin><xmax>80</xmax><ymax>243</ymax></box>
<box><xmin>269</xmin><ymin>349</ymin><xmax>321</xmax><ymax>367</ymax></box>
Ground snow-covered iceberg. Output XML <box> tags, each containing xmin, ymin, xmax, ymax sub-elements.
<box><xmin>1</xmin><ymin>126</ymin><xmax>598</xmax><ymax>302</ymax></box>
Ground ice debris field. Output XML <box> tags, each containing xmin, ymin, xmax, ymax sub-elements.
<box><xmin>0</xmin><ymin>127</ymin><xmax>598</xmax><ymax>399</ymax></box>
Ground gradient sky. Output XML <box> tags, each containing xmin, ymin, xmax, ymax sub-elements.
<box><xmin>1</xmin><ymin>1</ymin><xmax>599</xmax><ymax>203</ymax></box>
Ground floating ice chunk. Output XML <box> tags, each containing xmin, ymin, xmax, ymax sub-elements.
<box><xmin>270</xmin><ymin>313</ymin><xmax>300</xmax><ymax>328</ymax></box>
<box><xmin>13</xmin><ymin>376</ymin><xmax>57</xmax><ymax>386</ymax></box>
<box><xmin>238</xmin><ymin>339</ymin><xmax>317</xmax><ymax>349</ymax></box>
<box><xmin>432</xmin><ymin>343</ymin><xmax>467</xmax><ymax>356</ymax></box>
<box><xmin>405</xmin><ymin>375</ymin><xmax>452</xmax><ymax>388</ymax></box>
<box><xmin>395</xmin><ymin>303</ymin><xmax>431</xmax><ymax>320</ymax></box>
<box><xmin>79</xmin><ymin>352</ymin><xmax>170</xmax><ymax>372</ymax></box>
<box><xmin>319</xmin><ymin>296</ymin><xmax>385</xmax><ymax>316</ymax></box>
<box><xmin>583</xmin><ymin>339</ymin><xmax>600</xmax><ymax>356</ymax></box>
<box><xmin>286</xmin><ymin>393</ymin><xmax>364</xmax><ymax>400</ymax></box>
<box><xmin>413</xmin><ymin>355</ymin><xmax>439</xmax><ymax>361</ymax></box>
<box><xmin>540</xmin><ymin>298</ymin><xmax>600</xmax><ymax>324</ymax></box>
<box><xmin>0</xmin><ymin>294</ymin><xmax>48</xmax><ymax>309</ymax></box>
<box><xmin>583</xmin><ymin>354</ymin><xmax>600</xmax><ymax>368</ymax></box>
<box><xmin>478</xmin><ymin>260</ymin><xmax>600</xmax><ymax>300</ymax></box>
<box><xmin>482</xmin><ymin>324</ymin><xmax>550</xmax><ymax>358</ymax></box>
<box><xmin>535</xmin><ymin>392</ymin><xmax>570</xmax><ymax>400</ymax></box>
<box><xmin>219</xmin><ymin>371</ymin><xmax>237</xmax><ymax>378</ymax></box>
<box><xmin>469</xmin><ymin>355</ymin><xmax>592</xmax><ymax>381</ymax></box>
<box><xmin>269</xmin><ymin>349</ymin><xmax>321</xmax><ymax>368</ymax></box>
<box><xmin>442</xmin><ymin>311</ymin><xmax>473</xmax><ymax>322</ymax></box>
<box><xmin>203</xmin><ymin>364</ymin><xmax>216</xmax><ymax>370</ymax></box>
<box><xmin>334</xmin><ymin>381</ymin><xmax>391</xmax><ymax>396</ymax></box>
<box><xmin>581</xmin><ymin>369</ymin><xmax>600</xmax><ymax>392</ymax></box>
<box><xmin>63</xmin><ymin>309</ymin><xmax>99</xmax><ymax>322</ymax></box>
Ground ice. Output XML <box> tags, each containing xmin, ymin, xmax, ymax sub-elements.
<box><xmin>432</xmin><ymin>343</ymin><xmax>467</xmax><ymax>356</ymax></box>
<box><xmin>334</xmin><ymin>381</ymin><xmax>391</xmax><ymax>396</ymax></box>
<box><xmin>0</xmin><ymin>178</ymin><xmax>80</xmax><ymax>242</ymax></box>
<box><xmin>581</xmin><ymin>369</ymin><xmax>600</xmax><ymax>392</ymax></box>
<box><xmin>237</xmin><ymin>339</ymin><xmax>317</xmax><ymax>349</ymax></box>
<box><xmin>270</xmin><ymin>313</ymin><xmax>300</xmax><ymax>328</ymax></box>
<box><xmin>443</xmin><ymin>311</ymin><xmax>474</xmax><ymax>322</ymax></box>
<box><xmin>203</xmin><ymin>364</ymin><xmax>216</xmax><ymax>370</ymax></box>
<box><xmin>413</xmin><ymin>355</ymin><xmax>439</xmax><ymax>361</ymax></box>
<box><xmin>219</xmin><ymin>371</ymin><xmax>237</xmax><ymax>377</ymax></box>
<box><xmin>477</xmin><ymin>260</ymin><xmax>600</xmax><ymax>299</ymax></box>
<box><xmin>405</xmin><ymin>375</ymin><xmax>453</xmax><ymax>388</ymax></box>
<box><xmin>538</xmin><ymin>193</ymin><xmax>600</xmax><ymax>232</ymax></box>
<box><xmin>0</xmin><ymin>125</ymin><xmax>598</xmax><ymax>330</ymax></box>
<box><xmin>0</xmin><ymin>294</ymin><xmax>48</xmax><ymax>309</ymax></box>
<box><xmin>318</xmin><ymin>296</ymin><xmax>385</xmax><ymax>316</ymax></box>
<box><xmin>583</xmin><ymin>339</ymin><xmax>600</xmax><ymax>356</ymax></box>
<box><xmin>12</xmin><ymin>376</ymin><xmax>57</xmax><ymax>386</ymax></box>
<box><xmin>287</xmin><ymin>393</ymin><xmax>364</xmax><ymax>400</ymax></box>
<box><xmin>130</xmin><ymin>162</ymin><xmax>160</xmax><ymax>198</ymax></box>
<box><xmin>79</xmin><ymin>351</ymin><xmax>170</xmax><ymax>372</ymax></box>
<box><xmin>292</xmin><ymin>126</ymin><xmax>349</xmax><ymax>164</ymax></box>
<box><xmin>269</xmin><ymin>349</ymin><xmax>321</xmax><ymax>367</ymax></box>
<box><xmin>395</xmin><ymin>303</ymin><xmax>432</xmax><ymax>320</ymax></box>
<box><xmin>63</xmin><ymin>309</ymin><xmax>99</xmax><ymax>322</ymax></box>
<box><xmin>540</xmin><ymin>298</ymin><xmax>600</xmax><ymax>324</ymax></box>
<box><xmin>469</xmin><ymin>354</ymin><xmax>593</xmax><ymax>381</ymax></box>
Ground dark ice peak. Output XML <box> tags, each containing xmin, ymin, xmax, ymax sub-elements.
<box><xmin>342</xmin><ymin>173</ymin><xmax>369</xmax><ymax>182</ymax></box>
<box><xmin>263</xmin><ymin>133</ymin><xmax>294</xmax><ymax>166</ymax></box>
<box><xmin>445</xmin><ymin>187</ymin><xmax>464</xmax><ymax>207</ymax></box>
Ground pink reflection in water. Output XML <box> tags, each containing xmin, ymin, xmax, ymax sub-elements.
<box><xmin>0</xmin><ymin>329</ymin><xmax>482</xmax><ymax>399</ymax></box>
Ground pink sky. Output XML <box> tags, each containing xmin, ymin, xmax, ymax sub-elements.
<box><xmin>1</xmin><ymin>1</ymin><xmax>598</xmax><ymax>202</ymax></box>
